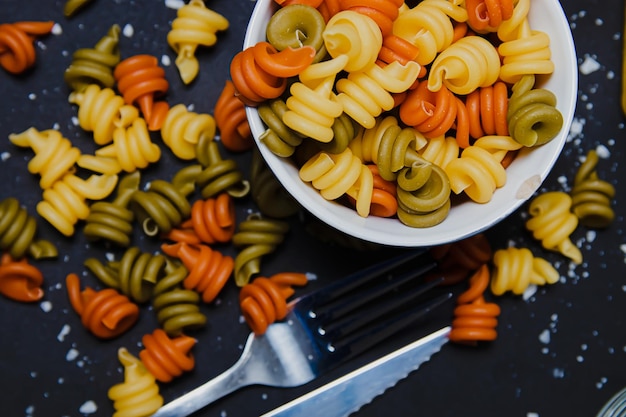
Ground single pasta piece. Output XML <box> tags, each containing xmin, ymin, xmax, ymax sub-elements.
<box><xmin>417</xmin><ymin>134</ymin><xmax>459</xmax><ymax>170</ymax></box>
<box><xmin>139</xmin><ymin>328</ymin><xmax>196</xmax><ymax>383</ymax></box>
<box><xmin>68</xmin><ymin>84</ymin><xmax>140</xmax><ymax>145</ymax></box>
<box><xmin>152</xmin><ymin>259</ymin><xmax>207</xmax><ymax>336</ymax></box>
<box><xmin>0</xmin><ymin>21</ymin><xmax>55</xmax><ymax>74</ymax></box>
<box><xmin>240</xmin><ymin>272</ymin><xmax>308</xmax><ymax>335</ymax></box>
<box><xmin>84</xmin><ymin>246</ymin><xmax>166</xmax><ymax>304</ymax></box>
<box><xmin>114</xmin><ymin>54</ymin><xmax>170</xmax><ymax>130</ymax></box>
<box><xmin>570</xmin><ymin>150</ymin><xmax>616</xmax><ymax>228</ymax></box>
<box><xmin>194</xmin><ymin>138</ymin><xmax>251</xmax><ymax>199</ymax></box>
<box><xmin>95</xmin><ymin>118</ymin><xmax>162</xmax><ymax>173</ymax></box>
<box><xmin>0</xmin><ymin>253</ymin><xmax>44</xmax><ymax>302</ymax></box>
<box><xmin>507</xmin><ymin>74</ymin><xmax>563</xmax><ymax>147</ymax></box>
<box><xmin>66</xmin><ymin>273</ymin><xmax>140</xmax><ymax>339</ymax></box>
<box><xmin>230</xmin><ymin>42</ymin><xmax>316</xmax><ymax>106</ymax></box>
<box><xmin>0</xmin><ymin>197</ymin><xmax>57</xmax><ymax>259</ymax></box>
<box><xmin>232</xmin><ymin>214</ymin><xmax>290</xmax><ymax>286</ymax></box>
<box><xmin>377</xmin><ymin>34</ymin><xmax>422</xmax><ymax>68</ymax></box>
<box><xmin>165</xmin><ymin>193</ymin><xmax>236</xmax><ymax>245</ymax></box>
<box><xmin>449</xmin><ymin>264</ymin><xmax>501</xmax><ymax>344</ymax></box>
<box><xmin>338</xmin><ymin>0</ymin><xmax>404</xmax><ymax>36</ymax></box>
<box><xmin>37</xmin><ymin>172</ymin><xmax>119</xmax><ymax>237</ymax></box>
<box><xmin>83</xmin><ymin>171</ymin><xmax>140</xmax><ymax>247</ymax></box>
<box><xmin>64</xmin><ymin>24</ymin><xmax>120</xmax><ymax>92</ymax></box>
<box><xmin>64</xmin><ymin>0</ymin><xmax>95</xmax><ymax>17</ymax></box>
<box><xmin>428</xmin><ymin>232</ymin><xmax>492</xmax><ymax>285</ymax></box>
<box><xmin>9</xmin><ymin>127</ymin><xmax>81</xmax><ymax>190</ymax></box>
<box><xmin>464</xmin><ymin>81</ymin><xmax>510</xmax><ymax>141</ymax></box>
<box><xmin>491</xmin><ymin>247</ymin><xmax>560</xmax><ymax>296</ymax></box>
<box><xmin>108</xmin><ymin>348</ymin><xmax>163</xmax><ymax>417</ymax></box>
<box><xmin>214</xmin><ymin>80</ymin><xmax>253</xmax><ymax>152</ymax></box>
<box><xmin>161</xmin><ymin>103</ymin><xmax>216</xmax><ymax>160</ymax></box>
<box><xmin>165</xmin><ymin>242</ymin><xmax>234</xmax><ymax>304</ymax></box>
<box><xmin>464</xmin><ymin>0</ymin><xmax>514</xmax><ymax>32</ymax></box>
<box><xmin>130</xmin><ymin>169</ymin><xmax>194</xmax><ymax>236</ymax></box>
<box><xmin>167</xmin><ymin>0</ymin><xmax>229</xmax><ymax>84</ymax></box>
<box><xmin>525</xmin><ymin>191</ymin><xmax>582</xmax><ymax>264</ymax></box>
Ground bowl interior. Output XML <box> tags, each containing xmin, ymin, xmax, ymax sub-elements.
<box><xmin>244</xmin><ymin>0</ymin><xmax>578</xmax><ymax>247</ymax></box>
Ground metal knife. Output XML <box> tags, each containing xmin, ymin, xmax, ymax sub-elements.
<box><xmin>261</xmin><ymin>326</ymin><xmax>451</xmax><ymax>417</ymax></box>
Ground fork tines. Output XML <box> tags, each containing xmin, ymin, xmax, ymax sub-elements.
<box><xmin>290</xmin><ymin>250</ymin><xmax>452</xmax><ymax>367</ymax></box>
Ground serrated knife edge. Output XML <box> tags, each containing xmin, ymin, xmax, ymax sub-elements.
<box><xmin>261</xmin><ymin>326</ymin><xmax>451</xmax><ymax>417</ymax></box>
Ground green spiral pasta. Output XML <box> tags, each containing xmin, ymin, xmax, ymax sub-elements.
<box><xmin>0</xmin><ymin>197</ymin><xmax>57</xmax><ymax>259</ymax></box>
<box><xmin>64</xmin><ymin>24</ymin><xmax>120</xmax><ymax>92</ymax></box>
<box><xmin>152</xmin><ymin>259</ymin><xmax>207</xmax><ymax>336</ymax></box>
<box><xmin>507</xmin><ymin>74</ymin><xmax>563</xmax><ymax>147</ymax></box>
<box><xmin>396</xmin><ymin>159</ymin><xmax>452</xmax><ymax>228</ymax></box>
<box><xmin>84</xmin><ymin>246</ymin><xmax>166</xmax><ymax>303</ymax></box>
<box><xmin>83</xmin><ymin>171</ymin><xmax>140</xmax><ymax>247</ymax></box>
<box><xmin>570</xmin><ymin>150</ymin><xmax>616</xmax><ymax>228</ymax></box>
<box><xmin>195</xmin><ymin>137</ymin><xmax>250</xmax><ymax>199</ymax></box>
<box><xmin>250</xmin><ymin>148</ymin><xmax>300</xmax><ymax>219</ymax></box>
<box><xmin>266</xmin><ymin>4</ymin><xmax>327</xmax><ymax>63</ymax></box>
<box><xmin>258</xmin><ymin>98</ymin><xmax>303</xmax><ymax>157</ymax></box>
<box><xmin>316</xmin><ymin>113</ymin><xmax>359</xmax><ymax>155</ymax></box>
<box><xmin>232</xmin><ymin>214</ymin><xmax>289</xmax><ymax>286</ymax></box>
<box><xmin>130</xmin><ymin>167</ymin><xmax>196</xmax><ymax>236</ymax></box>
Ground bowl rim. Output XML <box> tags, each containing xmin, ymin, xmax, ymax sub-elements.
<box><xmin>243</xmin><ymin>0</ymin><xmax>578</xmax><ymax>247</ymax></box>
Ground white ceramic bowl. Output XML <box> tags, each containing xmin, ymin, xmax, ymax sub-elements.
<box><xmin>244</xmin><ymin>0</ymin><xmax>577</xmax><ymax>247</ymax></box>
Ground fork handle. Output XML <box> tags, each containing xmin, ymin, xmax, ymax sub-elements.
<box><xmin>151</xmin><ymin>335</ymin><xmax>255</xmax><ymax>417</ymax></box>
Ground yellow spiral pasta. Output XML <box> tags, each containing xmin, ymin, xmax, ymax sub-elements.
<box><xmin>167</xmin><ymin>0</ymin><xmax>229</xmax><ymax>84</ymax></box>
<box><xmin>95</xmin><ymin>118</ymin><xmax>161</xmax><ymax>173</ymax></box>
<box><xmin>393</xmin><ymin>0</ymin><xmax>468</xmax><ymax>66</ymax></box>
<box><xmin>336</xmin><ymin>60</ymin><xmax>421</xmax><ymax>129</ymax></box>
<box><xmin>283</xmin><ymin>75</ymin><xmax>343</xmax><ymax>143</ymax></box>
<box><xmin>418</xmin><ymin>134</ymin><xmax>460</xmax><ymax>170</ymax></box>
<box><xmin>9</xmin><ymin>127</ymin><xmax>81</xmax><ymax>190</ymax></box>
<box><xmin>161</xmin><ymin>103</ymin><xmax>216</xmax><ymax>160</ymax></box>
<box><xmin>444</xmin><ymin>135</ymin><xmax>522</xmax><ymax>203</ymax></box>
<box><xmin>427</xmin><ymin>35</ymin><xmax>501</xmax><ymax>95</ymax></box>
<box><xmin>108</xmin><ymin>348</ymin><xmax>163</xmax><ymax>417</ymax></box>
<box><xmin>69</xmin><ymin>84</ymin><xmax>140</xmax><ymax>145</ymax></box>
<box><xmin>491</xmin><ymin>247</ymin><xmax>560</xmax><ymax>296</ymax></box>
<box><xmin>525</xmin><ymin>191</ymin><xmax>582</xmax><ymax>264</ymax></box>
<box><xmin>37</xmin><ymin>173</ymin><xmax>118</xmax><ymax>236</ymax></box>
<box><xmin>299</xmin><ymin>147</ymin><xmax>363</xmax><ymax>201</ymax></box>
<box><xmin>322</xmin><ymin>10</ymin><xmax>382</xmax><ymax>73</ymax></box>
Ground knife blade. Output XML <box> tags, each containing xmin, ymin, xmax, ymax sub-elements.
<box><xmin>261</xmin><ymin>326</ymin><xmax>450</xmax><ymax>417</ymax></box>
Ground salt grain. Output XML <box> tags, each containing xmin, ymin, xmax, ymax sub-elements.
<box><xmin>161</xmin><ymin>55</ymin><xmax>171</xmax><ymax>66</ymax></box>
<box><xmin>1</xmin><ymin>151</ymin><xmax>11</xmax><ymax>161</ymax></box>
<box><xmin>539</xmin><ymin>329</ymin><xmax>551</xmax><ymax>344</ymax></box>
<box><xmin>580</xmin><ymin>55</ymin><xmax>601</xmax><ymax>74</ymax></box>
<box><xmin>40</xmin><ymin>300</ymin><xmax>52</xmax><ymax>312</ymax></box>
<box><xmin>66</xmin><ymin>348</ymin><xmax>79</xmax><ymax>361</ymax></box>
<box><xmin>28</xmin><ymin>93</ymin><xmax>37</xmax><ymax>100</ymax></box>
<box><xmin>165</xmin><ymin>0</ymin><xmax>185</xmax><ymax>9</ymax></box>
<box><xmin>553</xmin><ymin>368</ymin><xmax>565</xmax><ymax>378</ymax></box>
<box><xmin>52</xmin><ymin>23</ymin><xmax>63</xmax><ymax>35</ymax></box>
<box><xmin>122</xmin><ymin>24</ymin><xmax>134</xmax><ymax>37</ymax></box>
<box><xmin>595</xmin><ymin>144</ymin><xmax>610</xmax><ymax>159</ymax></box>
<box><xmin>57</xmin><ymin>324</ymin><xmax>71</xmax><ymax>342</ymax></box>
<box><xmin>79</xmin><ymin>400</ymin><xmax>98</xmax><ymax>414</ymax></box>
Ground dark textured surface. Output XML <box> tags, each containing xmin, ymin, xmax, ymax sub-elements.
<box><xmin>0</xmin><ymin>1</ymin><xmax>624</xmax><ymax>416</ymax></box>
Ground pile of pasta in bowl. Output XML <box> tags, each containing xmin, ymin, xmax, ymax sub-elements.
<box><xmin>240</xmin><ymin>0</ymin><xmax>578</xmax><ymax>247</ymax></box>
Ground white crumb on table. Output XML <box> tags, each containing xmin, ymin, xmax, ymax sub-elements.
<box><xmin>40</xmin><ymin>301</ymin><xmax>52</xmax><ymax>312</ymax></box>
<box><xmin>57</xmin><ymin>324</ymin><xmax>71</xmax><ymax>342</ymax></box>
<box><xmin>79</xmin><ymin>400</ymin><xmax>98</xmax><ymax>414</ymax></box>
<box><xmin>51</xmin><ymin>23</ymin><xmax>63</xmax><ymax>35</ymax></box>
<box><xmin>122</xmin><ymin>23</ymin><xmax>134</xmax><ymax>37</ymax></box>
<box><xmin>579</xmin><ymin>55</ymin><xmax>601</xmax><ymax>75</ymax></box>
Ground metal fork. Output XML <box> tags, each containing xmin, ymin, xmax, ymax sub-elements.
<box><xmin>152</xmin><ymin>250</ymin><xmax>451</xmax><ymax>417</ymax></box>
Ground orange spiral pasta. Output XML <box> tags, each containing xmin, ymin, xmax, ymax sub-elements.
<box><xmin>160</xmin><ymin>103</ymin><xmax>216</xmax><ymax>160</ymax></box>
<box><xmin>167</xmin><ymin>0</ymin><xmax>229</xmax><ymax>84</ymax></box>
<box><xmin>114</xmin><ymin>54</ymin><xmax>170</xmax><ymax>130</ymax></box>
<box><xmin>165</xmin><ymin>242</ymin><xmax>234</xmax><ymax>304</ymax></box>
<box><xmin>316</xmin><ymin>0</ymin><xmax>342</xmax><ymax>22</ymax></box>
<box><xmin>465</xmin><ymin>0</ymin><xmax>514</xmax><ymax>32</ymax></box>
<box><xmin>449</xmin><ymin>264</ymin><xmax>501</xmax><ymax>343</ymax></box>
<box><xmin>66</xmin><ymin>273</ymin><xmax>140</xmax><ymax>339</ymax></box>
<box><xmin>108</xmin><ymin>348</ymin><xmax>163</xmax><ymax>417</ymax></box>
<box><xmin>0</xmin><ymin>253</ymin><xmax>44</xmax><ymax>302</ymax></box>
<box><xmin>491</xmin><ymin>247</ymin><xmax>560</xmax><ymax>296</ymax></box>
<box><xmin>0</xmin><ymin>21</ymin><xmax>54</xmax><ymax>74</ymax></box>
<box><xmin>139</xmin><ymin>328</ymin><xmax>196</xmax><ymax>383</ymax></box>
<box><xmin>240</xmin><ymin>272</ymin><xmax>308</xmax><ymax>335</ymax></box>
<box><xmin>166</xmin><ymin>193</ymin><xmax>236</xmax><ymax>245</ymax></box>
<box><xmin>377</xmin><ymin>35</ymin><xmax>422</xmax><ymax>69</ymax></box>
<box><xmin>428</xmin><ymin>232</ymin><xmax>492</xmax><ymax>285</ymax></box>
<box><xmin>525</xmin><ymin>191</ymin><xmax>582</xmax><ymax>264</ymax></box>
<box><xmin>338</xmin><ymin>0</ymin><xmax>404</xmax><ymax>36</ymax></box>
<box><xmin>230</xmin><ymin>41</ymin><xmax>316</xmax><ymax>106</ymax></box>
<box><xmin>464</xmin><ymin>81</ymin><xmax>510</xmax><ymax>140</ymax></box>
<box><xmin>9</xmin><ymin>127</ymin><xmax>81</xmax><ymax>190</ymax></box>
<box><xmin>214</xmin><ymin>80</ymin><xmax>253</xmax><ymax>152</ymax></box>
<box><xmin>68</xmin><ymin>83</ymin><xmax>140</xmax><ymax>146</ymax></box>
